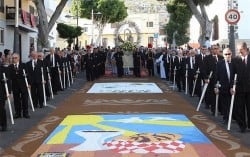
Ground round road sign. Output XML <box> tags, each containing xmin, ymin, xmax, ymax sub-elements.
<box><xmin>225</xmin><ymin>9</ymin><xmax>240</xmax><ymax>24</ymax></box>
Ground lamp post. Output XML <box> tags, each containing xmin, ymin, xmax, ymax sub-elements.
<box><xmin>91</xmin><ymin>9</ymin><xmax>94</xmax><ymax>46</ymax></box>
<box><xmin>91</xmin><ymin>10</ymin><xmax>101</xmax><ymax>46</ymax></box>
<box><xmin>75</xmin><ymin>0</ymin><xmax>79</xmax><ymax>50</ymax></box>
<box><xmin>14</xmin><ymin>0</ymin><xmax>20</xmax><ymax>57</ymax></box>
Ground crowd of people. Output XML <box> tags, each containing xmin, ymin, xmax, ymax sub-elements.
<box><xmin>0</xmin><ymin>42</ymin><xmax>250</xmax><ymax>134</ymax></box>
<box><xmin>154</xmin><ymin>42</ymin><xmax>250</xmax><ymax>133</ymax></box>
<box><xmin>0</xmin><ymin>48</ymin><xmax>78</xmax><ymax>132</ymax></box>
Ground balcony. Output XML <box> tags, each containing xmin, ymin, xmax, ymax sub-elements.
<box><xmin>6</xmin><ymin>6</ymin><xmax>38</xmax><ymax>33</ymax></box>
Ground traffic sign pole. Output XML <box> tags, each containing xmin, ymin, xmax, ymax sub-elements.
<box><xmin>229</xmin><ymin>25</ymin><xmax>236</xmax><ymax>57</ymax></box>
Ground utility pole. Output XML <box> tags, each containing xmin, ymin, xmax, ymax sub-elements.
<box><xmin>91</xmin><ymin>9</ymin><xmax>94</xmax><ymax>46</ymax></box>
<box><xmin>75</xmin><ymin>0</ymin><xmax>79</xmax><ymax>50</ymax></box>
<box><xmin>14</xmin><ymin>0</ymin><xmax>20</xmax><ymax>58</ymax></box>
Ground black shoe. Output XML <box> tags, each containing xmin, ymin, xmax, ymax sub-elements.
<box><xmin>1</xmin><ymin>126</ymin><xmax>7</xmax><ymax>132</ymax></box>
<box><xmin>222</xmin><ymin>119</ymin><xmax>228</xmax><ymax>124</ymax></box>
<box><xmin>54</xmin><ymin>92</ymin><xmax>58</xmax><ymax>95</ymax></box>
<box><xmin>240</xmin><ymin>126</ymin><xmax>246</xmax><ymax>133</ymax></box>
<box><xmin>39</xmin><ymin>105</ymin><xmax>44</xmax><ymax>108</ymax></box>
<box><xmin>23</xmin><ymin>115</ymin><xmax>30</xmax><ymax>119</ymax></box>
<box><xmin>14</xmin><ymin>114</ymin><xmax>21</xmax><ymax>119</ymax></box>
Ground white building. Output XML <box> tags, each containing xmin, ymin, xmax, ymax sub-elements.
<box><xmin>59</xmin><ymin>0</ymin><xmax>169</xmax><ymax>49</ymax></box>
<box><xmin>0</xmin><ymin>0</ymin><xmax>38</xmax><ymax>62</ymax></box>
<box><xmin>189</xmin><ymin>0</ymin><xmax>250</xmax><ymax>49</ymax></box>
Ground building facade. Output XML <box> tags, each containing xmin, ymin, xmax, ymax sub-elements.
<box><xmin>56</xmin><ymin>0</ymin><xmax>169</xmax><ymax>49</ymax></box>
<box><xmin>0</xmin><ymin>0</ymin><xmax>38</xmax><ymax>62</ymax></box>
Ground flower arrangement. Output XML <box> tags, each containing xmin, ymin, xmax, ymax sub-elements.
<box><xmin>120</xmin><ymin>41</ymin><xmax>136</xmax><ymax>52</ymax></box>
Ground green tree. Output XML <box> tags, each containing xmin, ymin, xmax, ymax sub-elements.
<box><xmin>165</xmin><ymin>0</ymin><xmax>192</xmax><ymax>47</ymax></box>
<box><xmin>33</xmin><ymin>0</ymin><xmax>68</xmax><ymax>50</ymax></box>
<box><xmin>57</xmin><ymin>23</ymin><xmax>82</xmax><ymax>48</ymax></box>
<box><xmin>71</xmin><ymin>0</ymin><xmax>128</xmax><ymax>46</ymax></box>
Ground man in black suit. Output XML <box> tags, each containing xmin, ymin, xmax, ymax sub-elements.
<box><xmin>195</xmin><ymin>45</ymin><xmax>208</xmax><ymax>97</ymax></box>
<box><xmin>98</xmin><ymin>47</ymin><xmax>107</xmax><ymax>76</ymax></box>
<box><xmin>180</xmin><ymin>50</ymin><xmax>188</xmax><ymax>92</ymax></box>
<box><xmin>133</xmin><ymin>48</ymin><xmax>141</xmax><ymax>77</ymax></box>
<box><xmin>114</xmin><ymin>47</ymin><xmax>124</xmax><ymax>77</ymax></box>
<box><xmin>38</xmin><ymin>52</ymin><xmax>50</xmax><ymax>99</ymax></box>
<box><xmin>215</xmin><ymin>48</ymin><xmax>233</xmax><ymax>124</ymax></box>
<box><xmin>139</xmin><ymin>46</ymin><xmax>146</xmax><ymax>68</ymax></box>
<box><xmin>45</xmin><ymin>48</ymin><xmax>60</xmax><ymax>95</ymax></box>
<box><xmin>27</xmin><ymin>51</ymin><xmax>44</xmax><ymax>108</ymax></box>
<box><xmin>0</xmin><ymin>64</ymin><xmax>7</xmax><ymax>131</ymax></box>
<box><xmin>163</xmin><ymin>49</ymin><xmax>171</xmax><ymax>80</ymax></box>
<box><xmin>174</xmin><ymin>51</ymin><xmax>183</xmax><ymax>92</ymax></box>
<box><xmin>83</xmin><ymin>48</ymin><xmax>95</xmax><ymax>81</ymax></box>
<box><xmin>9</xmin><ymin>53</ymin><xmax>30</xmax><ymax>119</ymax></box>
<box><xmin>202</xmin><ymin>44</ymin><xmax>223</xmax><ymax>114</ymax></box>
<box><xmin>231</xmin><ymin>42</ymin><xmax>250</xmax><ymax>132</ymax></box>
<box><xmin>146</xmin><ymin>48</ymin><xmax>154</xmax><ymax>76</ymax></box>
<box><xmin>187</xmin><ymin>49</ymin><xmax>197</xmax><ymax>95</ymax></box>
<box><xmin>92</xmin><ymin>48</ymin><xmax>100</xmax><ymax>79</ymax></box>
<box><xmin>170</xmin><ymin>50</ymin><xmax>177</xmax><ymax>83</ymax></box>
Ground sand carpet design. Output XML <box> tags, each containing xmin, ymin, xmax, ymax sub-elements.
<box><xmin>32</xmin><ymin>114</ymin><xmax>225</xmax><ymax>157</ymax></box>
<box><xmin>87</xmin><ymin>82</ymin><xmax>163</xmax><ymax>93</ymax></box>
<box><xmin>1</xmin><ymin>78</ymin><xmax>250</xmax><ymax>157</ymax></box>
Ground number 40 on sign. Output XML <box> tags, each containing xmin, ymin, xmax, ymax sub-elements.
<box><xmin>225</xmin><ymin>9</ymin><xmax>240</xmax><ymax>25</ymax></box>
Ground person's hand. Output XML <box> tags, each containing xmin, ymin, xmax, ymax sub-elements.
<box><xmin>230</xmin><ymin>88</ymin><xmax>236</xmax><ymax>95</ymax></box>
<box><xmin>204</xmin><ymin>79</ymin><xmax>209</xmax><ymax>83</ymax></box>
<box><xmin>214</xmin><ymin>88</ymin><xmax>219</xmax><ymax>94</ymax></box>
<box><xmin>194</xmin><ymin>74</ymin><xmax>198</xmax><ymax>79</ymax></box>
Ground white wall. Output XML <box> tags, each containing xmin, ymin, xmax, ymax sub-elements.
<box><xmin>5</xmin><ymin>27</ymin><xmax>37</xmax><ymax>62</ymax></box>
<box><xmin>0</xmin><ymin>19</ymin><xmax>6</xmax><ymax>52</ymax></box>
<box><xmin>238</xmin><ymin>1</ymin><xmax>250</xmax><ymax>39</ymax></box>
<box><xmin>189</xmin><ymin>0</ymin><xmax>250</xmax><ymax>43</ymax></box>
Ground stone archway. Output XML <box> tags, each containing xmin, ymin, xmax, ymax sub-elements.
<box><xmin>114</xmin><ymin>21</ymin><xmax>141</xmax><ymax>46</ymax></box>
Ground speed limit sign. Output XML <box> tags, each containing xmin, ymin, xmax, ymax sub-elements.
<box><xmin>225</xmin><ymin>9</ymin><xmax>240</xmax><ymax>24</ymax></box>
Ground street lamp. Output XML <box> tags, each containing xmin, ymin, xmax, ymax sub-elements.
<box><xmin>76</xmin><ymin>0</ymin><xmax>79</xmax><ymax>50</ymax></box>
<box><xmin>91</xmin><ymin>10</ymin><xmax>101</xmax><ymax>46</ymax></box>
<box><xmin>14</xmin><ymin>0</ymin><xmax>20</xmax><ymax>57</ymax></box>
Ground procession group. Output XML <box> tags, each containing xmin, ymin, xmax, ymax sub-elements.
<box><xmin>1</xmin><ymin>42</ymin><xmax>250</xmax><ymax>134</ymax></box>
<box><xmin>155</xmin><ymin>42</ymin><xmax>249</xmax><ymax>133</ymax></box>
<box><xmin>0</xmin><ymin>48</ymin><xmax>76</xmax><ymax>132</ymax></box>
<box><xmin>81</xmin><ymin>42</ymin><xmax>250</xmax><ymax>133</ymax></box>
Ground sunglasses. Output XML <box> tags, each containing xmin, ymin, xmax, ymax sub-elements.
<box><xmin>224</xmin><ymin>53</ymin><xmax>231</xmax><ymax>56</ymax></box>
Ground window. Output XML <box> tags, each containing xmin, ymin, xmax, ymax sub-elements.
<box><xmin>0</xmin><ymin>0</ymin><xmax>4</xmax><ymax>13</ymax></box>
<box><xmin>30</xmin><ymin>37</ymin><xmax>34</xmax><ymax>53</ymax></box>
<box><xmin>29</xmin><ymin>6</ymin><xmax>35</xmax><ymax>15</ymax></box>
<box><xmin>146</xmin><ymin>22</ymin><xmax>153</xmax><ymax>27</ymax></box>
<box><xmin>102</xmin><ymin>38</ymin><xmax>108</xmax><ymax>48</ymax></box>
<box><xmin>111</xmin><ymin>23</ymin><xmax>118</xmax><ymax>28</ymax></box>
<box><xmin>129</xmin><ymin>22</ymin><xmax>135</xmax><ymax>27</ymax></box>
<box><xmin>148</xmin><ymin>37</ymin><xmax>154</xmax><ymax>44</ymax></box>
<box><xmin>0</xmin><ymin>27</ymin><xmax>4</xmax><ymax>44</ymax></box>
<box><xmin>82</xmin><ymin>27</ymin><xmax>88</xmax><ymax>33</ymax></box>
